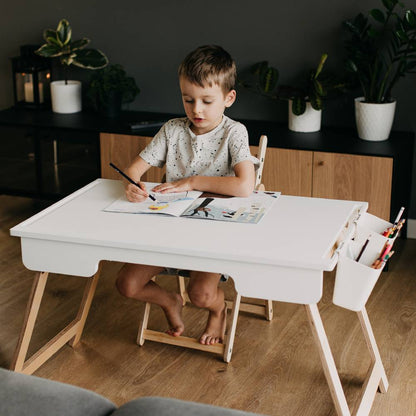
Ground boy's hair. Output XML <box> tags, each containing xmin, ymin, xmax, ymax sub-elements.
<box><xmin>178</xmin><ymin>45</ymin><xmax>236</xmax><ymax>93</ymax></box>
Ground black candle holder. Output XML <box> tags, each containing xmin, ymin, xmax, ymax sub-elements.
<box><xmin>11</xmin><ymin>45</ymin><xmax>51</xmax><ymax>109</ymax></box>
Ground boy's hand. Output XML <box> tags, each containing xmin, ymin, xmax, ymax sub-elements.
<box><xmin>126</xmin><ymin>181</ymin><xmax>149</xmax><ymax>202</ymax></box>
<box><xmin>152</xmin><ymin>178</ymin><xmax>194</xmax><ymax>193</ymax></box>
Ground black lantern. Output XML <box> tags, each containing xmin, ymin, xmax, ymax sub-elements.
<box><xmin>11</xmin><ymin>45</ymin><xmax>51</xmax><ymax>109</ymax></box>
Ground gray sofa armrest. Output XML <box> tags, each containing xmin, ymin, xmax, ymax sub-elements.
<box><xmin>114</xmin><ymin>397</ymin><xmax>263</xmax><ymax>416</ymax></box>
<box><xmin>0</xmin><ymin>368</ymin><xmax>116</xmax><ymax>416</ymax></box>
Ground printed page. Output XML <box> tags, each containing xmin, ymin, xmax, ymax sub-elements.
<box><xmin>180</xmin><ymin>190</ymin><xmax>280</xmax><ymax>224</ymax></box>
<box><xmin>103</xmin><ymin>182</ymin><xmax>202</xmax><ymax>216</ymax></box>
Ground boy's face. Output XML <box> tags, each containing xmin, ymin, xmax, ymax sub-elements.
<box><xmin>179</xmin><ymin>76</ymin><xmax>236</xmax><ymax>135</ymax></box>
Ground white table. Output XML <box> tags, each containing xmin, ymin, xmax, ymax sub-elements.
<box><xmin>10</xmin><ymin>179</ymin><xmax>388</xmax><ymax>416</ymax></box>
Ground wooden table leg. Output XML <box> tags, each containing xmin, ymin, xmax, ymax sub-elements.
<box><xmin>10</xmin><ymin>267</ymin><xmax>101</xmax><ymax>375</ymax></box>
<box><xmin>351</xmin><ymin>308</ymin><xmax>388</xmax><ymax>416</ymax></box>
<box><xmin>305</xmin><ymin>303</ymin><xmax>351</xmax><ymax>416</ymax></box>
<box><xmin>10</xmin><ymin>271</ymin><xmax>49</xmax><ymax>373</ymax></box>
<box><xmin>69</xmin><ymin>264</ymin><xmax>101</xmax><ymax>347</ymax></box>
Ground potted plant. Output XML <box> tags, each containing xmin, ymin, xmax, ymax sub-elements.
<box><xmin>343</xmin><ymin>0</ymin><xmax>416</xmax><ymax>141</ymax></box>
<box><xmin>87</xmin><ymin>64</ymin><xmax>140</xmax><ymax>118</ymax></box>
<box><xmin>278</xmin><ymin>54</ymin><xmax>331</xmax><ymax>132</ymax></box>
<box><xmin>35</xmin><ymin>19</ymin><xmax>108</xmax><ymax>114</ymax></box>
<box><xmin>241</xmin><ymin>54</ymin><xmax>344</xmax><ymax>132</ymax></box>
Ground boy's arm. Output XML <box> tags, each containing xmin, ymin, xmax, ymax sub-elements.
<box><xmin>152</xmin><ymin>160</ymin><xmax>255</xmax><ymax>197</ymax></box>
<box><xmin>124</xmin><ymin>156</ymin><xmax>153</xmax><ymax>202</ymax></box>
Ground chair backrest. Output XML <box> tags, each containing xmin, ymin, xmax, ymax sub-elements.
<box><xmin>255</xmin><ymin>135</ymin><xmax>268</xmax><ymax>191</ymax></box>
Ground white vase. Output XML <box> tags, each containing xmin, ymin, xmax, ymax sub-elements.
<box><xmin>354</xmin><ymin>97</ymin><xmax>396</xmax><ymax>141</ymax></box>
<box><xmin>288</xmin><ymin>100</ymin><xmax>322</xmax><ymax>133</ymax></box>
<box><xmin>51</xmin><ymin>80</ymin><xmax>82</xmax><ymax>114</ymax></box>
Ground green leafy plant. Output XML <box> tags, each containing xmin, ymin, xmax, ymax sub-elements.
<box><xmin>246</xmin><ymin>60</ymin><xmax>280</xmax><ymax>98</ymax></box>
<box><xmin>240</xmin><ymin>54</ymin><xmax>344</xmax><ymax>115</ymax></box>
<box><xmin>343</xmin><ymin>0</ymin><xmax>416</xmax><ymax>103</ymax></box>
<box><xmin>87</xmin><ymin>64</ymin><xmax>140</xmax><ymax>112</ymax></box>
<box><xmin>35</xmin><ymin>19</ymin><xmax>108</xmax><ymax>83</ymax></box>
<box><xmin>278</xmin><ymin>53</ymin><xmax>330</xmax><ymax>115</ymax></box>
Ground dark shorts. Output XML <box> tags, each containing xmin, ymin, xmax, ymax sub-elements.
<box><xmin>165</xmin><ymin>268</ymin><xmax>228</xmax><ymax>282</ymax></box>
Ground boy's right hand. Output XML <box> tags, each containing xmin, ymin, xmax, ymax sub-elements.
<box><xmin>125</xmin><ymin>181</ymin><xmax>149</xmax><ymax>202</ymax></box>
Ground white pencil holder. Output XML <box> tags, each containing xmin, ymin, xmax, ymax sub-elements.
<box><xmin>333</xmin><ymin>211</ymin><xmax>402</xmax><ymax>311</ymax></box>
<box><xmin>333</xmin><ymin>235</ymin><xmax>387</xmax><ymax>311</ymax></box>
<box><xmin>354</xmin><ymin>212</ymin><xmax>394</xmax><ymax>245</ymax></box>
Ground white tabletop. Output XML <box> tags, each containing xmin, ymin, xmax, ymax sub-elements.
<box><xmin>10</xmin><ymin>179</ymin><xmax>367</xmax><ymax>304</ymax></box>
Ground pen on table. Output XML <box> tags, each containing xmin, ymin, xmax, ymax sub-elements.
<box><xmin>109</xmin><ymin>162</ymin><xmax>156</xmax><ymax>201</ymax></box>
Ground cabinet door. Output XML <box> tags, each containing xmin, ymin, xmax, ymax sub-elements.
<box><xmin>100</xmin><ymin>133</ymin><xmax>165</xmax><ymax>182</ymax></box>
<box><xmin>251</xmin><ymin>146</ymin><xmax>313</xmax><ymax>196</ymax></box>
<box><xmin>312</xmin><ymin>152</ymin><xmax>392</xmax><ymax>220</ymax></box>
<box><xmin>0</xmin><ymin>126</ymin><xmax>37</xmax><ymax>193</ymax></box>
<box><xmin>39</xmin><ymin>128</ymin><xmax>100</xmax><ymax>196</ymax></box>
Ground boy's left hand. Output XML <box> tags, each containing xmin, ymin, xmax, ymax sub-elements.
<box><xmin>152</xmin><ymin>178</ymin><xmax>194</xmax><ymax>193</ymax></box>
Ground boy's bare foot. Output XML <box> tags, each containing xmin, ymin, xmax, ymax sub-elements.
<box><xmin>199</xmin><ymin>303</ymin><xmax>227</xmax><ymax>345</ymax></box>
<box><xmin>163</xmin><ymin>293</ymin><xmax>185</xmax><ymax>337</ymax></box>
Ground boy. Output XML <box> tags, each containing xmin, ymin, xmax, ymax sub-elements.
<box><xmin>116</xmin><ymin>45</ymin><xmax>257</xmax><ymax>345</ymax></box>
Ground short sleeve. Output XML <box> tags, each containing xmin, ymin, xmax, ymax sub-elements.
<box><xmin>139</xmin><ymin>124</ymin><xmax>168</xmax><ymax>168</ymax></box>
<box><xmin>228</xmin><ymin>123</ymin><xmax>259</xmax><ymax>168</ymax></box>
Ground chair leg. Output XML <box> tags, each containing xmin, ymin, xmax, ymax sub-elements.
<box><xmin>177</xmin><ymin>275</ymin><xmax>187</xmax><ymax>305</ymax></box>
<box><xmin>137</xmin><ymin>302</ymin><xmax>151</xmax><ymax>346</ymax></box>
<box><xmin>137</xmin><ymin>275</ymin><xmax>265</xmax><ymax>363</ymax></box>
<box><xmin>137</xmin><ymin>276</ymin><xmax>156</xmax><ymax>346</ymax></box>
<box><xmin>223</xmin><ymin>293</ymin><xmax>241</xmax><ymax>363</ymax></box>
<box><xmin>265</xmin><ymin>299</ymin><xmax>273</xmax><ymax>321</ymax></box>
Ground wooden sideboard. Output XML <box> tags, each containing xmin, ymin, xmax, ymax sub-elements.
<box><xmin>0</xmin><ymin>108</ymin><xmax>413</xmax><ymax>225</ymax></box>
<box><xmin>256</xmin><ymin>147</ymin><xmax>392</xmax><ymax>220</ymax></box>
<box><xmin>101</xmin><ymin>133</ymin><xmax>394</xmax><ymax>221</ymax></box>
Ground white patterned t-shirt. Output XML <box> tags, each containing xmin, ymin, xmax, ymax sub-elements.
<box><xmin>139</xmin><ymin>116</ymin><xmax>257</xmax><ymax>182</ymax></box>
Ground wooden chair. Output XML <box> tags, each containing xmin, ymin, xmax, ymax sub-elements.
<box><xmin>137</xmin><ymin>135</ymin><xmax>273</xmax><ymax>362</ymax></box>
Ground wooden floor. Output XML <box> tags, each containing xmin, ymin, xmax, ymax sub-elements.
<box><xmin>1</xmin><ymin>194</ymin><xmax>415</xmax><ymax>416</ymax></box>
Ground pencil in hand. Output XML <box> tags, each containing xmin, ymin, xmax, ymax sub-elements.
<box><xmin>109</xmin><ymin>162</ymin><xmax>156</xmax><ymax>201</ymax></box>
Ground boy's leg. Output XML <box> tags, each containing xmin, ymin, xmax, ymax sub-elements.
<box><xmin>116</xmin><ymin>263</ymin><xmax>184</xmax><ymax>336</ymax></box>
<box><xmin>187</xmin><ymin>271</ymin><xmax>226</xmax><ymax>345</ymax></box>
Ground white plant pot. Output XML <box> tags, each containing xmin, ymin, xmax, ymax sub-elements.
<box><xmin>51</xmin><ymin>80</ymin><xmax>82</xmax><ymax>114</ymax></box>
<box><xmin>354</xmin><ymin>97</ymin><xmax>396</xmax><ymax>141</ymax></box>
<box><xmin>288</xmin><ymin>100</ymin><xmax>322</xmax><ymax>133</ymax></box>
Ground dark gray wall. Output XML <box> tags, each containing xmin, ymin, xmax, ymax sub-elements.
<box><xmin>1</xmin><ymin>0</ymin><xmax>416</xmax><ymax>218</ymax></box>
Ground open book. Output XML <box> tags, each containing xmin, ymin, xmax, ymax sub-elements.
<box><xmin>104</xmin><ymin>182</ymin><xmax>280</xmax><ymax>224</ymax></box>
